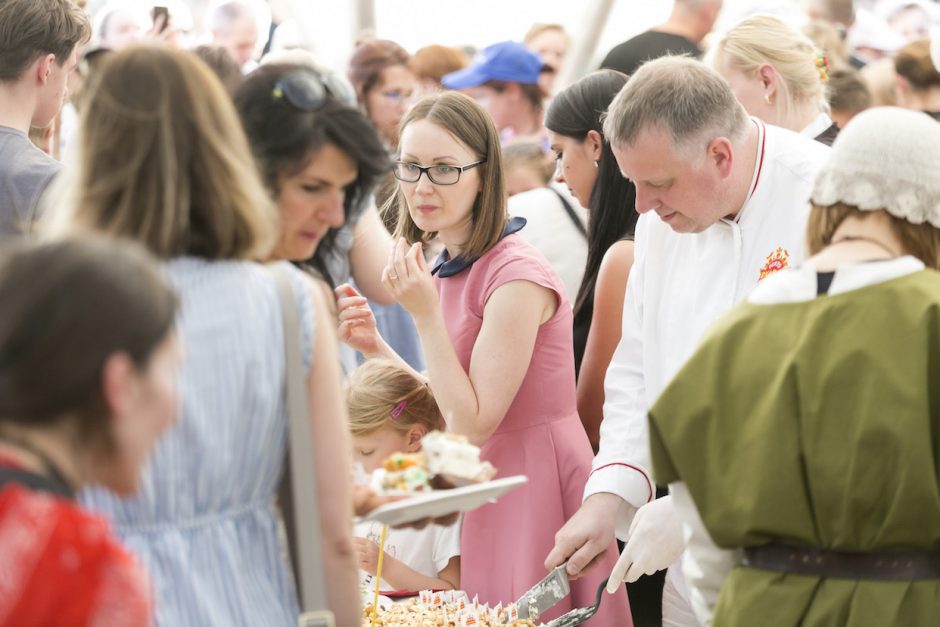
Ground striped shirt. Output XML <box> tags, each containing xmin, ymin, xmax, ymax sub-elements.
<box><xmin>82</xmin><ymin>257</ymin><xmax>313</xmax><ymax>627</ymax></box>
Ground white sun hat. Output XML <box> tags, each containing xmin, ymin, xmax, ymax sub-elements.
<box><xmin>811</xmin><ymin>106</ymin><xmax>940</xmax><ymax>228</ymax></box>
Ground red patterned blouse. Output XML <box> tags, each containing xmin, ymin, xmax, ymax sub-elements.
<box><xmin>0</xmin><ymin>482</ymin><xmax>153</xmax><ymax>626</ymax></box>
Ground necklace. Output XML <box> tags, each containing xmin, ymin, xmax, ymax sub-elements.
<box><xmin>0</xmin><ymin>433</ymin><xmax>76</xmax><ymax>496</ymax></box>
<box><xmin>829</xmin><ymin>235</ymin><xmax>899</xmax><ymax>258</ymax></box>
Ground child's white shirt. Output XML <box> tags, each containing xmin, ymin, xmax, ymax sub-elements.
<box><xmin>354</xmin><ymin>517</ymin><xmax>461</xmax><ymax>591</ymax></box>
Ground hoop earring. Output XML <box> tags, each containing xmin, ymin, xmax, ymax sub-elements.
<box><xmin>593</xmin><ymin>160</ymin><xmax>599</xmax><ymax>169</ymax></box>
<box><xmin>764</xmin><ymin>93</ymin><xmax>773</xmax><ymax>106</ymax></box>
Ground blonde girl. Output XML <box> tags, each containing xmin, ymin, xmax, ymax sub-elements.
<box><xmin>348</xmin><ymin>360</ymin><xmax>460</xmax><ymax>592</ymax></box>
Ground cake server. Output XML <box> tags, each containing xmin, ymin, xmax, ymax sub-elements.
<box><xmin>512</xmin><ymin>562</ymin><xmax>571</xmax><ymax>621</ymax></box>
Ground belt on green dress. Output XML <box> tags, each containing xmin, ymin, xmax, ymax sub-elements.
<box><xmin>741</xmin><ymin>543</ymin><xmax>940</xmax><ymax>581</ymax></box>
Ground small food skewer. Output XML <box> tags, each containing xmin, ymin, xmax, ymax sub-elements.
<box><xmin>369</xmin><ymin>524</ymin><xmax>389</xmax><ymax>627</ymax></box>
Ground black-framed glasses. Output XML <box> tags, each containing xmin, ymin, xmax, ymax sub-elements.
<box><xmin>272</xmin><ymin>69</ymin><xmax>355</xmax><ymax>111</ymax></box>
<box><xmin>392</xmin><ymin>160</ymin><xmax>487</xmax><ymax>185</ymax></box>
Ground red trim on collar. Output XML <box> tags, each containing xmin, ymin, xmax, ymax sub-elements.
<box><xmin>750</xmin><ymin>120</ymin><xmax>767</xmax><ymax>198</ymax></box>
<box><xmin>590</xmin><ymin>462</ymin><xmax>654</xmax><ymax>504</ymax></box>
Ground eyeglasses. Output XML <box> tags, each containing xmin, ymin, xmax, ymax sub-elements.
<box><xmin>392</xmin><ymin>160</ymin><xmax>486</xmax><ymax>185</ymax></box>
<box><xmin>380</xmin><ymin>89</ymin><xmax>414</xmax><ymax>103</ymax></box>
<box><xmin>272</xmin><ymin>69</ymin><xmax>356</xmax><ymax>111</ymax></box>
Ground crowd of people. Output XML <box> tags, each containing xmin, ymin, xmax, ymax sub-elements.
<box><xmin>0</xmin><ymin>0</ymin><xmax>939</xmax><ymax>626</ymax></box>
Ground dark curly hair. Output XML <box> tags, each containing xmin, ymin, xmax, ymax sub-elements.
<box><xmin>234</xmin><ymin>64</ymin><xmax>390</xmax><ymax>283</ymax></box>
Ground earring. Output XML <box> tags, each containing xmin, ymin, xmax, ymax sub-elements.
<box><xmin>764</xmin><ymin>93</ymin><xmax>773</xmax><ymax>106</ymax></box>
<box><xmin>593</xmin><ymin>160</ymin><xmax>599</xmax><ymax>169</ymax></box>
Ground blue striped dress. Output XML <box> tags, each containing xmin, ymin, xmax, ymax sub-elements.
<box><xmin>82</xmin><ymin>258</ymin><xmax>313</xmax><ymax>627</ymax></box>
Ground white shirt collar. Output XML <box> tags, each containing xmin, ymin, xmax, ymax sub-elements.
<box><xmin>748</xmin><ymin>256</ymin><xmax>925</xmax><ymax>304</ymax></box>
<box><xmin>800</xmin><ymin>112</ymin><xmax>834</xmax><ymax>140</ymax></box>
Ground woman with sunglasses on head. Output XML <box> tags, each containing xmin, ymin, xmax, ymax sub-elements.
<box><xmin>238</xmin><ymin>62</ymin><xmax>425</xmax><ymax>375</ymax></box>
<box><xmin>337</xmin><ymin>91</ymin><xmax>631</xmax><ymax>624</ymax></box>
<box><xmin>47</xmin><ymin>46</ymin><xmax>360</xmax><ymax>625</ymax></box>
<box><xmin>235</xmin><ymin>64</ymin><xmax>388</xmax><ymax>287</ymax></box>
<box><xmin>0</xmin><ymin>238</ymin><xmax>180</xmax><ymax>626</ymax></box>
<box><xmin>544</xmin><ymin>69</ymin><xmax>639</xmax><ymax>452</ymax></box>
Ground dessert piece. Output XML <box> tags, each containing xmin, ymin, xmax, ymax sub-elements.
<box><xmin>371</xmin><ymin>453</ymin><xmax>433</xmax><ymax>493</ymax></box>
<box><xmin>421</xmin><ymin>432</ymin><xmax>496</xmax><ymax>485</ymax></box>
<box><xmin>383</xmin><ymin>452</ymin><xmax>425</xmax><ymax>472</ymax></box>
<box><xmin>370</xmin><ymin>432</ymin><xmax>496</xmax><ymax>495</ymax></box>
<box><xmin>362</xmin><ymin>591</ymin><xmax>538</xmax><ymax>626</ymax></box>
<box><xmin>378</xmin><ymin>465</ymin><xmax>431</xmax><ymax>493</ymax></box>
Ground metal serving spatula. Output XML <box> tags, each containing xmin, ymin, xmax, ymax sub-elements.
<box><xmin>512</xmin><ymin>562</ymin><xmax>571</xmax><ymax>622</ymax></box>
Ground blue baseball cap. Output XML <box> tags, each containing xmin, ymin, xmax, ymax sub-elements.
<box><xmin>442</xmin><ymin>41</ymin><xmax>542</xmax><ymax>89</ymax></box>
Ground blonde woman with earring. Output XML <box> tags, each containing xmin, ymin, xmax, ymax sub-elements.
<box><xmin>713</xmin><ymin>14</ymin><xmax>839</xmax><ymax>145</ymax></box>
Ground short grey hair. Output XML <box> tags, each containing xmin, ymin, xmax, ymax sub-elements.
<box><xmin>602</xmin><ymin>55</ymin><xmax>749</xmax><ymax>156</ymax></box>
<box><xmin>210</xmin><ymin>1</ymin><xmax>253</xmax><ymax>34</ymax></box>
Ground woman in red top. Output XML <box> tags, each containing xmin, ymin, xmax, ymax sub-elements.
<box><xmin>0</xmin><ymin>238</ymin><xmax>181</xmax><ymax>626</ymax></box>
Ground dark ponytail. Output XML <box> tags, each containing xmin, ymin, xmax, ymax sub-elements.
<box><xmin>545</xmin><ymin>70</ymin><xmax>639</xmax><ymax>337</ymax></box>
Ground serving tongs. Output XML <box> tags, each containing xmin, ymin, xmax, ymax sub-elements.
<box><xmin>542</xmin><ymin>577</ymin><xmax>609</xmax><ymax>627</ymax></box>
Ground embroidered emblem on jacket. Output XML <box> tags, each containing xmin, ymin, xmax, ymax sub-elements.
<box><xmin>759</xmin><ymin>247</ymin><xmax>790</xmax><ymax>281</ymax></box>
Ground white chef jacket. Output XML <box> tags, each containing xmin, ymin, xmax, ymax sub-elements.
<box><xmin>584</xmin><ymin>119</ymin><xmax>832</xmax><ymax>529</ymax></box>
<box><xmin>800</xmin><ymin>111</ymin><xmax>835</xmax><ymax>140</ymax></box>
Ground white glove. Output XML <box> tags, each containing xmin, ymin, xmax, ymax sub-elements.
<box><xmin>606</xmin><ymin>494</ymin><xmax>685</xmax><ymax>593</ymax></box>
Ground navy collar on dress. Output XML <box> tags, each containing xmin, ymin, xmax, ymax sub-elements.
<box><xmin>431</xmin><ymin>217</ymin><xmax>526</xmax><ymax>278</ymax></box>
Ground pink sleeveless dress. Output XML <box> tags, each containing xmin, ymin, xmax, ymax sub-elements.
<box><xmin>434</xmin><ymin>231</ymin><xmax>631</xmax><ymax>625</ymax></box>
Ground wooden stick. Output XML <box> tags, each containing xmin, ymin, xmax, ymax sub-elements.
<box><xmin>370</xmin><ymin>524</ymin><xmax>388</xmax><ymax>627</ymax></box>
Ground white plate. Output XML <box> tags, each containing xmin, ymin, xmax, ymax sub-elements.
<box><xmin>358</xmin><ymin>475</ymin><xmax>528</xmax><ymax>526</ymax></box>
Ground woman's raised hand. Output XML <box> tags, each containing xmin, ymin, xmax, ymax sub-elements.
<box><xmin>382</xmin><ymin>238</ymin><xmax>439</xmax><ymax>321</ymax></box>
<box><xmin>335</xmin><ymin>283</ymin><xmax>384</xmax><ymax>358</ymax></box>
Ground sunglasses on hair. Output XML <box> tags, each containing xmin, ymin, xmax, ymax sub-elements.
<box><xmin>272</xmin><ymin>69</ymin><xmax>355</xmax><ymax>111</ymax></box>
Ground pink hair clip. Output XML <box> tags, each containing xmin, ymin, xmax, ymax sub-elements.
<box><xmin>390</xmin><ymin>401</ymin><xmax>408</xmax><ymax>421</ymax></box>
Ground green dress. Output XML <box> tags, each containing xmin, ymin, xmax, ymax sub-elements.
<box><xmin>649</xmin><ymin>268</ymin><xmax>940</xmax><ymax>626</ymax></box>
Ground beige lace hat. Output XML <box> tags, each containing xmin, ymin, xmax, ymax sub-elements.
<box><xmin>811</xmin><ymin>106</ymin><xmax>940</xmax><ymax>228</ymax></box>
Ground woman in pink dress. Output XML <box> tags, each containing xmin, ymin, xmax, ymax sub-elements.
<box><xmin>337</xmin><ymin>91</ymin><xmax>630</xmax><ymax>625</ymax></box>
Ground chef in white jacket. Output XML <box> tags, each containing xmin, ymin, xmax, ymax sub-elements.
<box><xmin>544</xmin><ymin>56</ymin><xmax>831</xmax><ymax>625</ymax></box>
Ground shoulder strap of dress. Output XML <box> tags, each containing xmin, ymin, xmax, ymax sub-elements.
<box><xmin>269</xmin><ymin>265</ymin><xmax>334</xmax><ymax>624</ymax></box>
<box><xmin>0</xmin><ymin>466</ymin><xmax>72</xmax><ymax>500</ymax></box>
<box><xmin>549</xmin><ymin>187</ymin><xmax>588</xmax><ymax>240</ymax></box>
